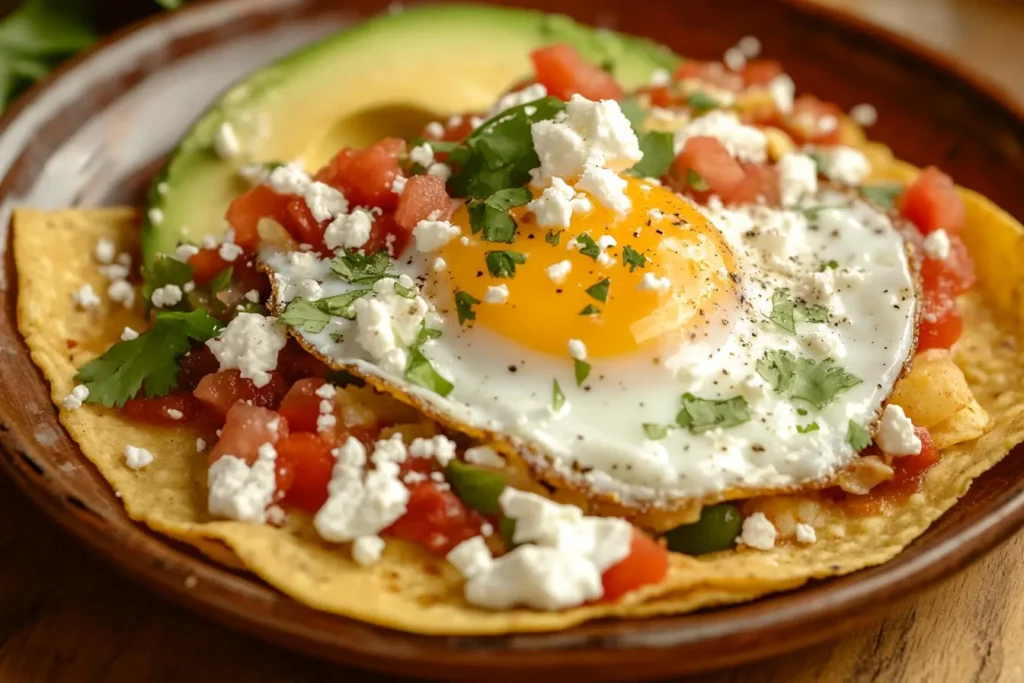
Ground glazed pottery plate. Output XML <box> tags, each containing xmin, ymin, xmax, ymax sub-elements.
<box><xmin>2</xmin><ymin>1</ymin><xmax>1024</xmax><ymax>680</ymax></box>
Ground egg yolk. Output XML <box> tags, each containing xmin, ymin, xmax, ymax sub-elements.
<box><xmin>434</xmin><ymin>175</ymin><xmax>738</xmax><ymax>358</ymax></box>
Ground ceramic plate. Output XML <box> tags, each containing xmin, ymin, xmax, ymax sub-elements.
<box><xmin>2</xmin><ymin>1</ymin><xmax>1024</xmax><ymax>680</ymax></box>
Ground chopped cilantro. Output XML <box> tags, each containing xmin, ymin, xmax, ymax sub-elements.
<box><xmin>415</xmin><ymin>322</ymin><xmax>442</xmax><ymax>346</ymax></box>
<box><xmin>484</xmin><ymin>250</ymin><xmax>526</xmax><ymax>279</ymax></box>
<box><xmin>847</xmin><ymin>420</ymin><xmax>873</xmax><ymax>450</ymax></box>
<box><xmin>208</xmin><ymin>266</ymin><xmax>233</xmax><ymax>295</ymax></box>
<box><xmin>800</xmin><ymin>203</ymin><xmax>850</xmax><ymax>219</ymax></box>
<box><xmin>675</xmin><ymin>393</ymin><xmax>751</xmax><ymax>434</ymax></box>
<box><xmin>545</xmin><ymin>230</ymin><xmax>561</xmax><ymax>246</ymax></box>
<box><xmin>859</xmin><ymin>183</ymin><xmax>903</xmax><ymax>210</ymax></box>
<box><xmin>808</xmin><ymin>150</ymin><xmax>827</xmax><ymax>174</ymax></box>
<box><xmin>643</xmin><ymin>423</ymin><xmax>672</xmax><ymax>440</ymax></box>
<box><xmin>769</xmin><ymin>289</ymin><xmax>829</xmax><ymax>333</ymax></box>
<box><xmin>75</xmin><ymin>310</ymin><xmax>222</xmax><ymax>408</ymax></box>
<box><xmin>796</xmin><ymin>422</ymin><xmax>820</xmax><ymax>434</ymax></box>
<box><xmin>585</xmin><ymin>277</ymin><xmax>610</xmax><ymax>303</ymax></box>
<box><xmin>575</xmin><ymin>233</ymin><xmax>601</xmax><ymax>260</ymax></box>
<box><xmin>446</xmin><ymin>97</ymin><xmax>567</xmax><ymax>199</ymax></box>
<box><xmin>629</xmin><ymin>130</ymin><xmax>674</xmax><ymax>179</ymax></box>
<box><xmin>552</xmin><ymin>379</ymin><xmax>566</xmax><ymax>412</ymax></box>
<box><xmin>756</xmin><ymin>350</ymin><xmax>861</xmax><ymax>409</ymax></box>
<box><xmin>405</xmin><ymin>346</ymin><xmax>454</xmax><ymax>397</ymax></box>
<box><xmin>320</xmin><ymin>289</ymin><xmax>373</xmax><ymax>320</ymax></box>
<box><xmin>394</xmin><ymin>283</ymin><xmax>416</xmax><ymax>299</ymax></box>
<box><xmin>686</xmin><ymin>168</ymin><xmax>709</xmax><ymax>192</ymax></box>
<box><xmin>687</xmin><ymin>91</ymin><xmax>720</xmax><ymax>114</ymax></box>
<box><xmin>467</xmin><ymin>187</ymin><xmax>531</xmax><ymax>243</ymax></box>
<box><xmin>454</xmin><ymin>291</ymin><xmax>480</xmax><ymax>325</ymax></box>
<box><xmin>579</xmin><ymin>304</ymin><xmax>601</xmax><ymax>316</ymax></box>
<box><xmin>279</xmin><ymin>298</ymin><xmax>332</xmax><ymax>333</ymax></box>
<box><xmin>574</xmin><ymin>358</ymin><xmax>591</xmax><ymax>386</ymax></box>
<box><xmin>622</xmin><ymin>245</ymin><xmax>647</xmax><ymax>272</ymax></box>
<box><xmin>797</xmin><ymin>408</ymin><xmax>808</xmax><ymax>416</ymax></box>
<box><xmin>330</xmin><ymin>250</ymin><xmax>392</xmax><ymax>284</ymax></box>
<box><xmin>819</xmin><ymin>259</ymin><xmax>839</xmax><ymax>272</ymax></box>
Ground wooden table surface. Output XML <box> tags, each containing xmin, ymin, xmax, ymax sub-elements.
<box><xmin>4</xmin><ymin>0</ymin><xmax>1024</xmax><ymax>681</ymax></box>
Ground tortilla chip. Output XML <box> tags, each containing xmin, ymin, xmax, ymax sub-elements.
<box><xmin>13</xmin><ymin>151</ymin><xmax>1024</xmax><ymax>634</ymax></box>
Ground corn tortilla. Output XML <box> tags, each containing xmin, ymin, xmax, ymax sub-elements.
<box><xmin>13</xmin><ymin>147</ymin><xmax>1024</xmax><ymax>633</ymax></box>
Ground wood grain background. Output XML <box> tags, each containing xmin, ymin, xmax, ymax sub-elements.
<box><xmin>3</xmin><ymin>0</ymin><xmax>1024</xmax><ymax>681</ymax></box>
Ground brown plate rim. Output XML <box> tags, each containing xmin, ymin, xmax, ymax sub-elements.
<box><xmin>2</xmin><ymin>0</ymin><xmax>1023</xmax><ymax>679</ymax></box>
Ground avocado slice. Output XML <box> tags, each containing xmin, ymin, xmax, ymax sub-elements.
<box><xmin>142</xmin><ymin>4</ymin><xmax>680</xmax><ymax>274</ymax></box>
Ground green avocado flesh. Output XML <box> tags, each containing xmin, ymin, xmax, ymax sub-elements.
<box><xmin>142</xmin><ymin>4</ymin><xmax>680</xmax><ymax>276</ymax></box>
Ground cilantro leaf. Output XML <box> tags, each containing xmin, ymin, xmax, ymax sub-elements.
<box><xmin>756</xmin><ymin>350</ymin><xmax>861</xmax><ymax>409</ymax></box>
<box><xmin>552</xmin><ymin>379</ymin><xmax>566</xmax><ymax>412</ymax></box>
<box><xmin>320</xmin><ymin>289</ymin><xmax>373</xmax><ymax>320</ymax></box>
<box><xmin>209</xmin><ymin>266</ymin><xmax>233</xmax><ymax>295</ymax></box>
<box><xmin>545</xmin><ymin>230</ymin><xmax>561</xmax><ymax>246</ymax></box>
<box><xmin>643</xmin><ymin>423</ymin><xmax>672</xmax><ymax>440</ymax></box>
<box><xmin>415</xmin><ymin>321</ymin><xmax>442</xmax><ymax>346</ymax></box>
<box><xmin>575</xmin><ymin>233</ymin><xmax>601</xmax><ymax>260</ymax></box>
<box><xmin>622</xmin><ymin>245</ymin><xmax>647</xmax><ymax>272</ymax></box>
<box><xmin>405</xmin><ymin>346</ymin><xmax>454</xmax><ymax>397</ymax></box>
<box><xmin>330</xmin><ymin>250</ymin><xmax>392</xmax><ymax>283</ymax></box>
<box><xmin>629</xmin><ymin>130</ymin><xmax>674</xmax><ymax>179</ymax></box>
<box><xmin>769</xmin><ymin>289</ymin><xmax>830</xmax><ymax>333</ymax></box>
<box><xmin>800</xmin><ymin>203</ymin><xmax>851</xmax><ymax>219</ymax></box>
<box><xmin>468</xmin><ymin>187</ymin><xmax>531</xmax><ymax>243</ymax></box>
<box><xmin>675</xmin><ymin>393</ymin><xmax>751</xmax><ymax>434</ymax></box>
<box><xmin>447</xmin><ymin>97</ymin><xmax>566</xmax><ymax>199</ymax></box>
<box><xmin>485</xmin><ymin>250</ymin><xmax>526</xmax><ymax>279</ymax></box>
<box><xmin>142</xmin><ymin>255</ymin><xmax>193</xmax><ymax>309</ymax></box>
<box><xmin>859</xmin><ymin>183</ymin><xmax>903</xmax><ymax>210</ymax></box>
<box><xmin>574</xmin><ymin>358</ymin><xmax>591</xmax><ymax>386</ymax></box>
<box><xmin>797</xmin><ymin>422</ymin><xmax>820</xmax><ymax>434</ymax></box>
<box><xmin>279</xmin><ymin>298</ymin><xmax>332</xmax><ymax>333</ymax></box>
<box><xmin>454</xmin><ymin>291</ymin><xmax>480</xmax><ymax>324</ymax></box>
<box><xmin>819</xmin><ymin>260</ymin><xmax>839</xmax><ymax>272</ymax></box>
<box><xmin>687</xmin><ymin>91</ymin><xmax>720</xmax><ymax>114</ymax></box>
<box><xmin>394</xmin><ymin>283</ymin><xmax>416</xmax><ymax>299</ymax></box>
<box><xmin>585</xmin><ymin>277</ymin><xmax>610</xmax><ymax>303</ymax></box>
<box><xmin>579</xmin><ymin>304</ymin><xmax>601</xmax><ymax>316</ymax></box>
<box><xmin>618</xmin><ymin>97</ymin><xmax>647</xmax><ymax>129</ymax></box>
<box><xmin>847</xmin><ymin>420</ymin><xmax>873</xmax><ymax>450</ymax></box>
<box><xmin>75</xmin><ymin>310</ymin><xmax>221</xmax><ymax>407</ymax></box>
<box><xmin>686</xmin><ymin>168</ymin><xmax>709</xmax><ymax>192</ymax></box>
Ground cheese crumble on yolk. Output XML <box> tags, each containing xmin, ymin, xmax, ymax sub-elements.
<box><xmin>432</xmin><ymin>175</ymin><xmax>738</xmax><ymax>358</ymax></box>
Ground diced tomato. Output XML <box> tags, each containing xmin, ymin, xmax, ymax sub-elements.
<box><xmin>601</xmin><ymin>528</ymin><xmax>670</xmax><ymax>602</ymax></box>
<box><xmin>278</xmin><ymin>378</ymin><xmax>328</xmax><ymax>433</ymax></box>
<box><xmin>277</xmin><ymin>347</ymin><xmax>331</xmax><ymax>383</ymax></box>
<box><xmin>741</xmin><ymin>59</ymin><xmax>783</xmax><ymax>87</ymax></box>
<box><xmin>194</xmin><ymin>369</ymin><xmax>289</xmax><ymax>418</ymax></box>
<box><xmin>315</xmin><ymin>138</ymin><xmax>405</xmax><ymax>210</ymax></box>
<box><xmin>226</xmin><ymin>185</ymin><xmax>293</xmax><ymax>250</ymax></box>
<box><xmin>920</xmin><ymin>234</ymin><xmax>975</xmax><ymax>297</ymax></box>
<box><xmin>387</xmin><ymin>482</ymin><xmax>486</xmax><ymax>554</ymax></box>
<box><xmin>178</xmin><ymin>346</ymin><xmax>220</xmax><ymax>391</ymax></box>
<box><xmin>530</xmin><ymin>44</ymin><xmax>624</xmax><ymax>102</ymax></box>
<box><xmin>673</xmin><ymin>137</ymin><xmax>746</xmax><ymax>198</ymax></box>
<box><xmin>784</xmin><ymin>95</ymin><xmax>843</xmax><ymax>145</ymax></box>
<box><xmin>917</xmin><ymin>289</ymin><xmax>963</xmax><ymax>351</ymax></box>
<box><xmin>360</xmin><ymin>212</ymin><xmax>413</xmax><ymax>257</ymax></box>
<box><xmin>637</xmin><ymin>85</ymin><xmax>673</xmax><ymax>108</ymax></box>
<box><xmin>188</xmin><ymin>249</ymin><xmax>231</xmax><ymax>286</ymax></box>
<box><xmin>727</xmin><ymin>163</ymin><xmax>780</xmax><ymax>205</ymax></box>
<box><xmin>208</xmin><ymin>403</ymin><xmax>288</xmax><ymax>465</ymax></box>
<box><xmin>394</xmin><ymin>174</ymin><xmax>453</xmax><ymax>231</ymax></box>
<box><xmin>276</xmin><ymin>432</ymin><xmax>335</xmax><ymax>513</ymax></box>
<box><xmin>673</xmin><ymin>60</ymin><xmax>744</xmax><ymax>91</ymax></box>
<box><xmin>233</xmin><ymin>258</ymin><xmax>270</xmax><ymax>298</ymax></box>
<box><xmin>121</xmin><ymin>392</ymin><xmax>216</xmax><ymax>429</ymax></box>
<box><xmin>898</xmin><ymin>166</ymin><xmax>965</xmax><ymax>236</ymax></box>
<box><xmin>888</xmin><ymin>427</ymin><xmax>939</xmax><ymax>491</ymax></box>
<box><xmin>283</xmin><ymin>198</ymin><xmax>329</xmax><ymax>253</ymax></box>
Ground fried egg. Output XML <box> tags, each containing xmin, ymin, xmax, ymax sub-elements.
<box><xmin>264</xmin><ymin>167</ymin><xmax>918</xmax><ymax>513</ymax></box>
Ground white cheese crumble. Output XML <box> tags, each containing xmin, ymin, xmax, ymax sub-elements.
<box><xmin>424</xmin><ymin>121</ymin><xmax>445</xmax><ymax>138</ymax></box>
<box><xmin>391</xmin><ymin>175</ymin><xmax>407</xmax><ymax>195</ymax></box>
<box><xmin>638</xmin><ymin>272</ymin><xmax>672</xmax><ymax>292</ymax></box>
<box><xmin>432</xmin><ymin>257</ymin><xmax>447</xmax><ymax>272</ymax></box>
<box><xmin>409</xmin><ymin>143</ymin><xmax>435</xmax><ymax>168</ymax></box>
<box><xmin>738</xmin><ymin>35</ymin><xmax>761</xmax><ymax>58</ymax></box>
<box><xmin>527</xmin><ymin>177</ymin><xmax>576</xmax><ymax>227</ymax></box>
<box><xmin>151</xmin><ymin>284</ymin><xmax>183</xmax><ymax>309</ymax></box>
<box><xmin>484</xmin><ymin>285</ymin><xmax>509</xmax><ymax>304</ymax></box>
<box><xmin>447</xmin><ymin>536</ymin><xmax>493</xmax><ymax>578</ymax></box>
<box><xmin>427</xmin><ymin>163</ymin><xmax>451</xmax><ymax>182</ymax></box>
<box><xmin>875</xmin><ymin>404</ymin><xmax>922</xmax><ymax>456</ymax></box>
<box><xmin>208</xmin><ymin>443</ymin><xmax>278</xmax><ymax>523</ymax></box>
<box><xmin>124</xmin><ymin>445</ymin><xmax>154</xmax><ymax>470</ymax></box>
<box><xmin>823</xmin><ymin>146</ymin><xmax>871</xmax><ymax>186</ymax></box>
<box><xmin>465</xmin><ymin>545</ymin><xmax>603</xmax><ymax>611</ymax></box>
<box><xmin>546</xmin><ymin>260</ymin><xmax>572</xmax><ymax>284</ymax></box>
<box><xmin>173</xmin><ymin>244</ymin><xmax>199</xmax><ymax>262</ymax></box>
<box><xmin>213</xmin><ymin>122</ymin><xmax>241</xmax><ymax>160</ymax></box>
<box><xmin>464</xmin><ymin>445</ymin><xmax>505</xmax><ymax>468</ymax></box>
<box><xmin>795</xmin><ymin>523</ymin><xmax>817</xmax><ymax>544</ymax></box>
<box><xmin>72</xmin><ymin>284</ymin><xmax>101</xmax><ymax>310</ymax></box>
<box><xmin>674</xmin><ymin>110</ymin><xmax>767</xmax><ymax>163</ymax></box>
<box><xmin>166</xmin><ymin>409</ymin><xmax>183</xmax><ymax>420</ymax></box>
<box><xmin>850</xmin><ymin>103</ymin><xmax>878</xmax><ymax>127</ymax></box>
<box><xmin>649</xmin><ymin>67</ymin><xmax>671</xmax><ymax>86</ymax></box>
<box><xmin>768</xmin><ymin>74</ymin><xmax>796</xmax><ymax>115</ymax></box>
<box><xmin>121</xmin><ymin>326</ymin><xmax>139</xmax><ymax>341</ymax></box>
<box><xmin>408</xmin><ymin>434</ymin><xmax>457</xmax><ymax>468</ymax></box>
<box><xmin>107</xmin><ymin>280</ymin><xmax>135</xmax><ymax>308</ymax></box>
<box><xmin>723</xmin><ymin>47</ymin><xmax>746</xmax><ymax>71</ymax></box>
<box><xmin>94</xmin><ymin>238</ymin><xmax>116</xmax><ymax>264</ymax></box>
<box><xmin>412</xmin><ymin>219</ymin><xmax>461</xmax><ymax>252</ymax></box>
<box><xmin>303</xmin><ymin>181</ymin><xmax>348</xmax><ymax>223</ymax></box>
<box><xmin>351</xmin><ymin>278</ymin><xmax>429</xmax><ymax>369</ymax></box>
<box><xmin>738</xmin><ymin>512</ymin><xmax>776</xmax><ymax>550</ymax></box>
<box><xmin>63</xmin><ymin>384</ymin><xmax>89</xmax><ymax>410</ymax></box>
<box><xmin>352</xmin><ymin>535</ymin><xmax>386</xmax><ymax>566</ymax></box>
<box><xmin>196</xmin><ymin>438</ymin><xmax>207</xmax><ymax>452</ymax></box>
<box><xmin>324</xmin><ymin>210</ymin><xmax>373</xmax><ymax>251</ymax></box>
<box><xmin>568</xmin><ymin>339</ymin><xmax>588</xmax><ymax>361</ymax></box>
<box><xmin>206</xmin><ymin>313</ymin><xmax>288</xmax><ymax>388</ymax></box>
<box><xmin>148</xmin><ymin>208</ymin><xmax>164</xmax><ymax>226</ymax></box>
<box><xmin>575</xmin><ymin>164</ymin><xmax>630</xmax><ymax>214</ymax></box>
<box><xmin>267</xmin><ymin>163</ymin><xmax>312</xmax><ymax>195</ymax></box>
<box><xmin>489</xmin><ymin>82</ymin><xmax>548</xmax><ymax>116</ymax></box>
<box><xmin>266</xmin><ymin>505</ymin><xmax>287</xmax><ymax>526</ymax></box>
<box><xmin>923</xmin><ymin>229</ymin><xmax>951</xmax><ymax>260</ymax></box>
<box><xmin>218</xmin><ymin>242</ymin><xmax>244</xmax><ymax>262</ymax></box>
<box><xmin>777</xmin><ymin>153</ymin><xmax>819</xmax><ymax>207</ymax></box>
